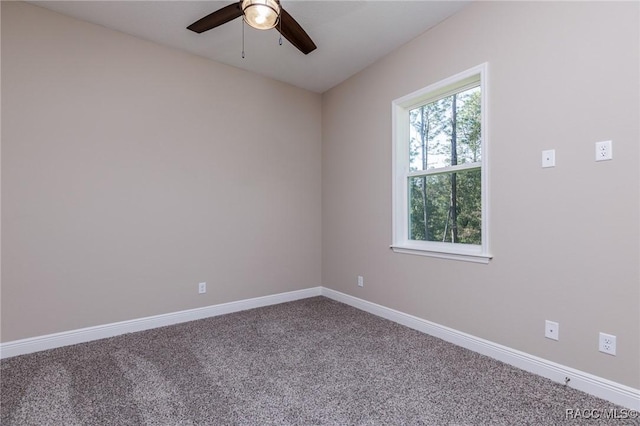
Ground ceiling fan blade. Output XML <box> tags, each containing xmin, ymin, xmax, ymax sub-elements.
<box><xmin>277</xmin><ymin>8</ymin><xmax>317</xmax><ymax>55</ymax></box>
<box><xmin>187</xmin><ymin>2</ymin><xmax>243</xmax><ymax>34</ymax></box>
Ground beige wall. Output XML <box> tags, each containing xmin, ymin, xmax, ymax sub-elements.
<box><xmin>322</xmin><ymin>1</ymin><xmax>640</xmax><ymax>388</ymax></box>
<box><xmin>1</xmin><ymin>2</ymin><xmax>322</xmax><ymax>341</ymax></box>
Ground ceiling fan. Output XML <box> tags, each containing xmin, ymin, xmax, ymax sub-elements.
<box><xmin>187</xmin><ymin>0</ymin><xmax>317</xmax><ymax>55</ymax></box>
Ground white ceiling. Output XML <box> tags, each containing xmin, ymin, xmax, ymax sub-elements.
<box><xmin>28</xmin><ymin>1</ymin><xmax>470</xmax><ymax>93</ymax></box>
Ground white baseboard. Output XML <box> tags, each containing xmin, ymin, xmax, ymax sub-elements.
<box><xmin>320</xmin><ymin>287</ymin><xmax>640</xmax><ymax>411</ymax></box>
<box><xmin>2</xmin><ymin>285</ymin><xmax>638</xmax><ymax>410</ymax></box>
<box><xmin>0</xmin><ymin>287</ymin><xmax>322</xmax><ymax>359</ymax></box>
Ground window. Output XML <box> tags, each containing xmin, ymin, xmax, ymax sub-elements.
<box><xmin>391</xmin><ymin>63</ymin><xmax>490</xmax><ymax>263</ymax></box>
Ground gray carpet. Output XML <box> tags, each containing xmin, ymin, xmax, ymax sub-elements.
<box><xmin>0</xmin><ymin>297</ymin><xmax>632</xmax><ymax>425</ymax></box>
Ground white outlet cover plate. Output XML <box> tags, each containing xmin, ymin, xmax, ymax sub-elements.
<box><xmin>595</xmin><ymin>140</ymin><xmax>612</xmax><ymax>161</ymax></box>
<box><xmin>599</xmin><ymin>332</ymin><xmax>616</xmax><ymax>355</ymax></box>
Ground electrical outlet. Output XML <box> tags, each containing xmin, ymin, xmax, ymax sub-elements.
<box><xmin>545</xmin><ymin>320</ymin><xmax>559</xmax><ymax>341</ymax></box>
<box><xmin>198</xmin><ymin>282</ymin><xmax>206</xmax><ymax>294</ymax></box>
<box><xmin>595</xmin><ymin>140</ymin><xmax>612</xmax><ymax>161</ymax></box>
<box><xmin>357</xmin><ymin>275</ymin><xmax>364</xmax><ymax>287</ymax></box>
<box><xmin>599</xmin><ymin>332</ymin><xmax>616</xmax><ymax>355</ymax></box>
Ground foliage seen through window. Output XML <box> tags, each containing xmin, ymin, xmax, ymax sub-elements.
<box><xmin>408</xmin><ymin>86</ymin><xmax>481</xmax><ymax>244</ymax></box>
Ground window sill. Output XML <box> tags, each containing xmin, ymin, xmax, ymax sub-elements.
<box><xmin>390</xmin><ymin>245</ymin><xmax>492</xmax><ymax>264</ymax></box>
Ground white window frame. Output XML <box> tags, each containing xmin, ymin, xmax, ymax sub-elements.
<box><xmin>391</xmin><ymin>63</ymin><xmax>491</xmax><ymax>264</ymax></box>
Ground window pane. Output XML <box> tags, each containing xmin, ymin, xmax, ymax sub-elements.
<box><xmin>409</xmin><ymin>86</ymin><xmax>481</xmax><ymax>172</ymax></box>
<box><xmin>408</xmin><ymin>168</ymin><xmax>481</xmax><ymax>244</ymax></box>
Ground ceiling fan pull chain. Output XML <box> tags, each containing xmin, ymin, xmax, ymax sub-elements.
<box><xmin>278</xmin><ymin>17</ymin><xmax>282</xmax><ymax>46</ymax></box>
<box><xmin>242</xmin><ymin>19</ymin><xmax>246</xmax><ymax>59</ymax></box>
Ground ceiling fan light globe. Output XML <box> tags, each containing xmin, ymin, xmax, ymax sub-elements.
<box><xmin>242</xmin><ymin>0</ymin><xmax>280</xmax><ymax>30</ymax></box>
